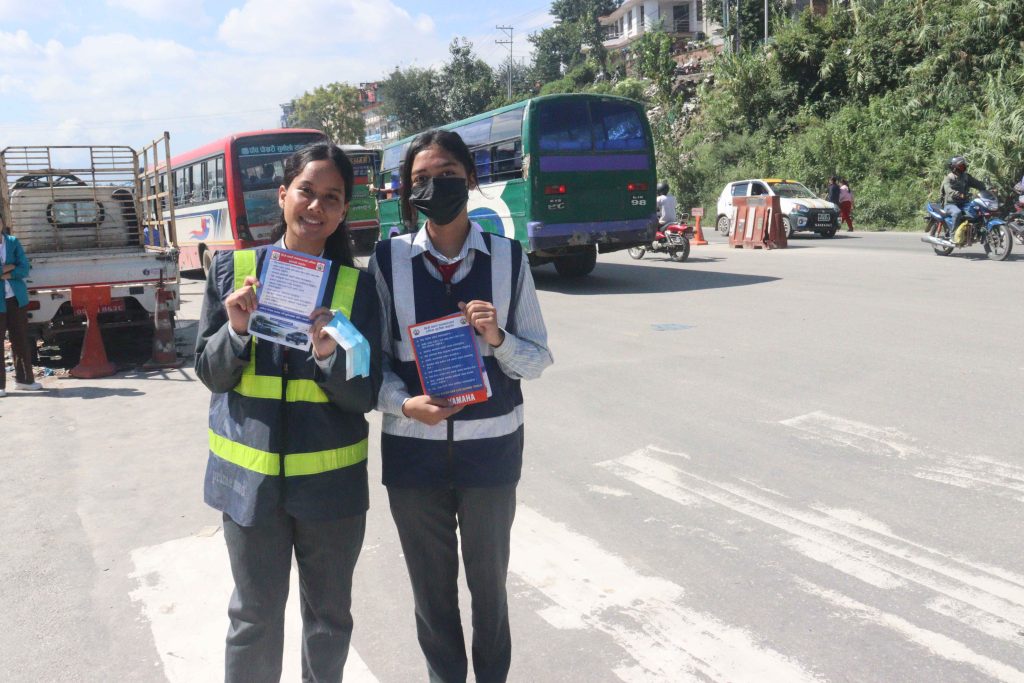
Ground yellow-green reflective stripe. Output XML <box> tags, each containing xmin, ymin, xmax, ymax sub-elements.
<box><xmin>284</xmin><ymin>439</ymin><xmax>368</xmax><ymax>476</ymax></box>
<box><xmin>236</xmin><ymin>370</ymin><xmax>281</xmax><ymax>399</ymax></box>
<box><xmin>233</xmin><ymin>249</ymin><xmax>256</xmax><ymax>290</ymax></box>
<box><xmin>332</xmin><ymin>266</ymin><xmax>358</xmax><ymax>318</ymax></box>
<box><xmin>209</xmin><ymin>429</ymin><xmax>280</xmax><ymax>476</ymax></box>
<box><xmin>286</xmin><ymin>379</ymin><xmax>328</xmax><ymax>403</ymax></box>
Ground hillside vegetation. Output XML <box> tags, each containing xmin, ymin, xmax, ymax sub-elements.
<box><xmin>656</xmin><ymin>0</ymin><xmax>1024</xmax><ymax>229</ymax></box>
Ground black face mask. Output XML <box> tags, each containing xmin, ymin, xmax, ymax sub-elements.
<box><xmin>409</xmin><ymin>177</ymin><xmax>469</xmax><ymax>226</ymax></box>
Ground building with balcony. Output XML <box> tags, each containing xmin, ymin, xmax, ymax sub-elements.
<box><xmin>599</xmin><ymin>0</ymin><xmax>722</xmax><ymax>52</ymax></box>
<box><xmin>357</xmin><ymin>82</ymin><xmax>400</xmax><ymax>150</ymax></box>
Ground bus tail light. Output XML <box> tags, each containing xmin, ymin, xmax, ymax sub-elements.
<box><xmin>627</xmin><ymin>182</ymin><xmax>648</xmax><ymax>192</ymax></box>
<box><xmin>544</xmin><ymin>184</ymin><xmax>567</xmax><ymax>195</ymax></box>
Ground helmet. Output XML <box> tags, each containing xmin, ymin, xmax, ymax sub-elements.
<box><xmin>949</xmin><ymin>156</ymin><xmax>967</xmax><ymax>173</ymax></box>
<box><xmin>657</xmin><ymin>181</ymin><xmax>669</xmax><ymax>195</ymax></box>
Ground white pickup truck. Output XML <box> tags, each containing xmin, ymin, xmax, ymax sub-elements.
<box><xmin>0</xmin><ymin>136</ymin><xmax>179</xmax><ymax>360</ymax></box>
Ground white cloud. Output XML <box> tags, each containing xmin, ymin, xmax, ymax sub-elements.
<box><xmin>218</xmin><ymin>0</ymin><xmax>435</xmax><ymax>53</ymax></box>
<box><xmin>105</xmin><ymin>0</ymin><xmax>208</xmax><ymax>22</ymax></box>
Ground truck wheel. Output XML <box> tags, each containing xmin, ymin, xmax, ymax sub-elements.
<box><xmin>716</xmin><ymin>215</ymin><xmax>731</xmax><ymax>235</ymax></box>
<box><xmin>201</xmin><ymin>248</ymin><xmax>214</xmax><ymax>279</ymax></box>
<box><xmin>553</xmin><ymin>247</ymin><xmax>597</xmax><ymax>277</ymax></box>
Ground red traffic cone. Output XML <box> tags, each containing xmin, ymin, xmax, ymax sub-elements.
<box><xmin>70</xmin><ymin>286</ymin><xmax>117</xmax><ymax>379</ymax></box>
<box><xmin>691</xmin><ymin>212</ymin><xmax>709</xmax><ymax>246</ymax></box>
<box><xmin>144</xmin><ymin>285</ymin><xmax>182</xmax><ymax>369</ymax></box>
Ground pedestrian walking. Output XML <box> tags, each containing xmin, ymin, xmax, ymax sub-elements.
<box><xmin>195</xmin><ymin>143</ymin><xmax>382</xmax><ymax>682</ymax></box>
<box><xmin>839</xmin><ymin>179</ymin><xmax>855</xmax><ymax>231</ymax></box>
<box><xmin>369</xmin><ymin>129</ymin><xmax>553</xmax><ymax>683</ymax></box>
<box><xmin>0</xmin><ymin>218</ymin><xmax>42</xmax><ymax>397</ymax></box>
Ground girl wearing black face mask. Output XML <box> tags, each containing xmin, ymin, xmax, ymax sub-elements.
<box><xmin>369</xmin><ymin>130</ymin><xmax>553</xmax><ymax>683</ymax></box>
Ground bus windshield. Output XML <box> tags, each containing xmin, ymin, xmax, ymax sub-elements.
<box><xmin>235</xmin><ymin>133</ymin><xmax>324</xmax><ymax>226</ymax></box>
<box><xmin>536</xmin><ymin>99</ymin><xmax>647</xmax><ymax>152</ymax></box>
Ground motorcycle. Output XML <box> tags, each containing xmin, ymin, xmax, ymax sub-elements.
<box><xmin>628</xmin><ymin>222</ymin><xmax>692</xmax><ymax>262</ymax></box>
<box><xmin>921</xmin><ymin>190</ymin><xmax>1013</xmax><ymax>261</ymax></box>
<box><xmin>1008</xmin><ymin>210</ymin><xmax>1024</xmax><ymax>246</ymax></box>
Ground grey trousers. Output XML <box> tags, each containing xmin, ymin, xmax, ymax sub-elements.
<box><xmin>222</xmin><ymin>508</ymin><xmax>366</xmax><ymax>683</ymax></box>
<box><xmin>387</xmin><ymin>485</ymin><xmax>517</xmax><ymax>683</ymax></box>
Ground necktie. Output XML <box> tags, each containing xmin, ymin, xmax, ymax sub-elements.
<box><xmin>424</xmin><ymin>251</ymin><xmax>462</xmax><ymax>285</ymax></box>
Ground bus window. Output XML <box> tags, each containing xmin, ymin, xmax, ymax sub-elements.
<box><xmin>490</xmin><ymin>108</ymin><xmax>524</xmax><ymax>144</ymax></box>
<box><xmin>590</xmin><ymin>100</ymin><xmax>645</xmax><ymax>151</ymax></box>
<box><xmin>473</xmin><ymin>148</ymin><xmax>492</xmax><ymax>185</ymax></box>
<box><xmin>204</xmin><ymin>158</ymin><xmax>218</xmax><ymax>200</ymax></box>
<box><xmin>537</xmin><ymin>99</ymin><xmax>591</xmax><ymax>151</ymax></box>
<box><xmin>454</xmin><ymin>119</ymin><xmax>491</xmax><ymax>147</ymax></box>
<box><xmin>492</xmin><ymin>140</ymin><xmax>522</xmax><ymax>181</ymax></box>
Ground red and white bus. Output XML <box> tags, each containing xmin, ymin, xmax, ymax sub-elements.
<box><xmin>166</xmin><ymin>128</ymin><xmax>328</xmax><ymax>274</ymax></box>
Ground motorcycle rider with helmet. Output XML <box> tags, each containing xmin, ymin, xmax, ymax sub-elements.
<box><xmin>939</xmin><ymin>156</ymin><xmax>986</xmax><ymax>239</ymax></box>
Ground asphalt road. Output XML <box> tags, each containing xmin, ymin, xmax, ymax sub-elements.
<box><xmin>3</xmin><ymin>229</ymin><xmax>1023</xmax><ymax>682</ymax></box>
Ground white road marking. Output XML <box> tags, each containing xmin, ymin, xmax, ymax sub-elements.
<box><xmin>796</xmin><ymin>578</ymin><xmax>1024</xmax><ymax>683</ymax></box>
<box><xmin>510</xmin><ymin>505</ymin><xmax>822</xmax><ymax>683</ymax></box>
<box><xmin>778</xmin><ymin>411</ymin><xmax>923</xmax><ymax>458</ymax></box>
<box><xmin>129</xmin><ymin>527</ymin><xmax>378</xmax><ymax>683</ymax></box>
<box><xmin>783</xmin><ymin>537</ymin><xmax>906</xmax><ymax>589</ymax></box>
<box><xmin>781</xmin><ymin>411</ymin><xmax>1024</xmax><ymax>504</ymax></box>
<box><xmin>586</xmin><ymin>485</ymin><xmax>632</xmax><ymax>497</ymax></box>
<box><xmin>927</xmin><ymin>596</ymin><xmax>1024</xmax><ymax>644</ymax></box>
<box><xmin>601</xmin><ymin>447</ymin><xmax>1024</xmax><ymax>639</ymax></box>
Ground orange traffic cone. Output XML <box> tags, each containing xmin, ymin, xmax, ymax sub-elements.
<box><xmin>691</xmin><ymin>213</ymin><xmax>709</xmax><ymax>246</ymax></box>
<box><xmin>144</xmin><ymin>285</ymin><xmax>182</xmax><ymax>369</ymax></box>
<box><xmin>70</xmin><ymin>285</ymin><xmax>117</xmax><ymax>379</ymax></box>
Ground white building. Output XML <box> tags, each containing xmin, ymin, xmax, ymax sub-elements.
<box><xmin>599</xmin><ymin>0</ymin><xmax>723</xmax><ymax>51</ymax></box>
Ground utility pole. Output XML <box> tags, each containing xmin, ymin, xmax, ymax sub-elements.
<box><xmin>496</xmin><ymin>25</ymin><xmax>513</xmax><ymax>100</ymax></box>
<box><xmin>764</xmin><ymin>0</ymin><xmax>769</xmax><ymax>43</ymax></box>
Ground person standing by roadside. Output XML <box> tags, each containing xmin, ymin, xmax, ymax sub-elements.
<box><xmin>826</xmin><ymin>176</ymin><xmax>841</xmax><ymax>208</ymax></box>
<box><xmin>195</xmin><ymin>143</ymin><xmax>381</xmax><ymax>682</ymax></box>
<box><xmin>1</xmin><ymin>218</ymin><xmax>42</xmax><ymax>397</ymax></box>
<box><xmin>370</xmin><ymin>129</ymin><xmax>552</xmax><ymax>683</ymax></box>
<box><xmin>839</xmin><ymin>179</ymin><xmax>855</xmax><ymax>231</ymax></box>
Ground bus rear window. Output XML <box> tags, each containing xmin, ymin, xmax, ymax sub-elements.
<box><xmin>537</xmin><ymin>99</ymin><xmax>646</xmax><ymax>152</ymax></box>
<box><xmin>590</xmin><ymin>101</ymin><xmax>645</xmax><ymax>151</ymax></box>
<box><xmin>537</xmin><ymin>100</ymin><xmax>592</xmax><ymax>152</ymax></box>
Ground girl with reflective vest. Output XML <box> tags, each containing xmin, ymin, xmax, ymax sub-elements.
<box><xmin>370</xmin><ymin>130</ymin><xmax>552</xmax><ymax>683</ymax></box>
<box><xmin>195</xmin><ymin>143</ymin><xmax>381</xmax><ymax>682</ymax></box>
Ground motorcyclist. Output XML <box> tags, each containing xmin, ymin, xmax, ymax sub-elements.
<box><xmin>656</xmin><ymin>181</ymin><xmax>677</xmax><ymax>231</ymax></box>
<box><xmin>939</xmin><ymin>156</ymin><xmax>985</xmax><ymax>240</ymax></box>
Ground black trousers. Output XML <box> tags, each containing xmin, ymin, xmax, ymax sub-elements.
<box><xmin>1</xmin><ymin>296</ymin><xmax>33</xmax><ymax>389</ymax></box>
<box><xmin>222</xmin><ymin>508</ymin><xmax>366</xmax><ymax>683</ymax></box>
<box><xmin>387</xmin><ymin>485</ymin><xmax>517</xmax><ymax>683</ymax></box>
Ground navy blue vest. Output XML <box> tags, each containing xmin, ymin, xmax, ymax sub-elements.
<box><xmin>375</xmin><ymin>232</ymin><xmax>525</xmax><ymax>487</ymax></box>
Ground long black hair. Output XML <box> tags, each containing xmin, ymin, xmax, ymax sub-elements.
<box><xmin>399</xmin><ymin>129</ymin><xmax>478</xmax><ymax>227</ymax></box>
<box><xmin>269</xmin><ymin>142</ymin><xmax>355</xmax><ymax>267</ymax></box>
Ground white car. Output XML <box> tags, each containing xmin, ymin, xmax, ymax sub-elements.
<box><xmin>715</xmin><ymin>179</ymin><xmax>840</xmax><ymax>238</ymax></box>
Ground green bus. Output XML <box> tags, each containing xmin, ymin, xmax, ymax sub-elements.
<box><xmin>376</xmin><ymin>94</ymin><xmax>657</xmax><ymax>276</ymax></box>
<box><xmin>339</xmin><ymin>144</ymin><xmax>380</xmax><ymax>254</ymax></box>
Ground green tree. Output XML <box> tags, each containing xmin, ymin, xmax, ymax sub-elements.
<box><xmin>631</xmin><ymin>24</ymin><xmax>675</xmax><ymax>103</ymax></box>
<box><xmin>438</xmin><ymin>39</ymin><xmax>500</xmax><ymax>121</ymax></box>
<box><xmin>529</xmin><ymin>0</ymin><xmax>620</xmax><ymax>79</ymax></box>
<box><xmin>379</xmin><ymin>66</ymin><xmax>445</xmax><ymax>137</ymax></box>
<box><xmin>287</xmin><ymin>82</ymin><xmax>365</xmax><ymax>144</ymax></box>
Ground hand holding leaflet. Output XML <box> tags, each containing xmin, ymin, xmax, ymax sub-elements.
<box><xmin>408</xmin><ymin>313</ymin><xmax>488</xmax><ymax>407</ymax></box>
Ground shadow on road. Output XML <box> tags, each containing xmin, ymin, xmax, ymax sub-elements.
<box><xmin>23</xmin><ymin>385</ymin><xmax>146</xmax><ymax>399</ymax></box>
<box><xmin>533</xmin><ymin>262</ymin><xmax>780</xmax><ymax>295</ymax></box>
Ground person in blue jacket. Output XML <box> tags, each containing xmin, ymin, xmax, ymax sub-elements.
<box><xmin>1</xmin><ymin>220</ymin><xmax>42</xmax><ymax>396</ymax></box>
<box><xmin>370</xmin><ymin>130</ymin><xmax>552</xmax><ymax>683</ymax></box>
<box><xmin>194</xmin><ymin>143</ymin><xmax>381</xmax><ymax>682</ymax></box>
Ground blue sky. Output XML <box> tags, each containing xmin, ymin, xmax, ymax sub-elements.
<box><xmin>0</xmin><ymin>0</ymin><xmax>554</xmax><ymax>152</ymax></box>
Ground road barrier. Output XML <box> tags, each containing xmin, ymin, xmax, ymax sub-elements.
<box><xmin>144</xmin><ymin>284</ymin><xmax>182</xmax><ymax>369</ymax></box>
<box><xmin>728</xmin><ymin>196</ymin><xmax>787</xmax><ymax>249</ymax></box>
